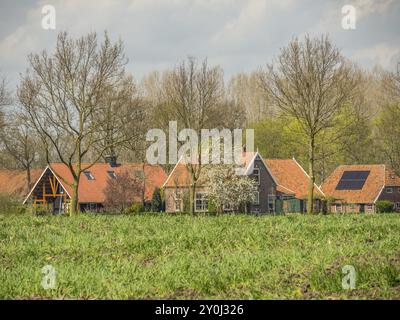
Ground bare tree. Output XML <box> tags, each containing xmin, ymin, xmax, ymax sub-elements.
<box><xmin>259</xmin><ymin>35</ymin><xmax>357</xmax><ymax>214</ymax></box>
<box><xmin>19</xmin><ymin>31</ymin><xmax>141</xmax><ymax>215</ymax></box>
<box><xmin>0</xmin><ymin>76</ymin><xmax>10</xmax><ymax>105</ymax></box>
<box><xmin>0</xmin><ymin>76</ymin><xmax>11</xmax><ymax>130</ymax></box>
<box><xmin>0</xmin><ymin>112</ymin><xmax>38</xmax><ymax>189</ymax></box>
<box><xmin>103</xmin><ymin>169</ymin><xmax>143</xmax><ymax>212</ymax></box>
<box><xmin>91</xmin><ymin>75</ymin><xmax>146</xmax><ymax>161</ymax></box>
<box><xmin>159</xmin><ymin>57</ymin><xmax>225</xmax><ymax>214</ymax></box>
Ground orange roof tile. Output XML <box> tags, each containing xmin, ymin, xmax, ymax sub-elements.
<box><xmin>265</xmin><ymin>159</ymin><xmax>324</xmax><ymax>199</ymax></box>
<box><xmin>0</xmin><ymin>168</ymin><xmax>43</xmax><ymax>198</ymax></box>
<box><xmin>320</xmin><ymin>164</ymin><xmax>398</xmax><ymax>204</ymax></box>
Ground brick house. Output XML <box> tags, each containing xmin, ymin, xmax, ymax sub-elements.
<box><xmin>321</xmin><ymin>164</ymin><xmax>400</xmax><ymax>213</ymax></box>
<box><xmin>23</xmin><ymin>159</ymin><xmax>167</xmax><ymax>213</ymax></box>
<box><xmin>163</xmin><ymin>152</ymin><xmax>324</xmax><ymax>214</ymax></box>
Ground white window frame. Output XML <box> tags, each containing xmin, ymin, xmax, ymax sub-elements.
<box><xmin>174</xmin><ymin>191</ymin><xmax>181</xmax><ymax>212</ymax></box>
<box><xmin>253</xmin><ymin>191</ymin><xmax>260</xmax><ymax>205</ymax></box>
<box><xmin>336</xmin><ymin>204</ymin><xmax>342</xmax><ymax>213</ymax></box>
<box><xmin>223</xmin><ymin>203</ymin><xmax>234</xmax><ymax>212</ymax></box>
<box><xmin>107</xmin><ymin>170</ymin><xmax>117</xmax><ymax>179</ymax></box>
<box><xmin>195</xmin><ymin>192</ymin><xmax>209</xmax><ymax>212</ymax></box>
<box><xmin>386</xmin><ymin>187</ymin><xmax>393</xmax><ymax>193</ymax></box>
<box><xmin>83</xmin><ymin>171</ymin><xmax>94</xmax><ymax>180</ymax></box>
<box><xmin>395</xmin><ymin>202</ymin><xmax>400</xmax><ymax>209</ymax></box>
<box><xmin>367</xmin><ymin>204</ymin><xmax>373</xmax><ymax>211</ymax></box>
<box><xmin>253</xmin><ymin>167</ymin><xmax>260</xmax><ymax>185</ymax></box>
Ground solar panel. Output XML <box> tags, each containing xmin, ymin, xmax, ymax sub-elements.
<box><xmin>336</xmin><ymin>170</ymin><xmax>370</xmax><ymax>190</ymax></box>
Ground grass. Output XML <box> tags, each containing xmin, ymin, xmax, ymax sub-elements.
<box><xmin>0</xmin><ymin>213</ymin><xmax>399</xmax><ymax>299</ymax></box>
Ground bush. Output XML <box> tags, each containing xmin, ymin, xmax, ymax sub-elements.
<box><xmin>375</xmin><ymin>200</ymin><xmax>394</xmax><ymax>213</ymax></box>
<box><xmin>0</xmin><ymin>193</ymin><xmax>25</xmax><ymax>215</ymax></box>
<box><xmin>207</xmin><ymin>199</ymin><xmax>217</xmax><ymax>213</ymax></box>
<box><xmin>124</xmin><ymin>203</ymin><xmax>145</xmax><ymax>215</ymax></box>
<box><xmin>151</xmin><ymin>188</ymin><xmax>164</xmax><ymax>212</ymax></box>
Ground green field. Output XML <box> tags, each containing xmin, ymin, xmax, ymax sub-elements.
<box><xmin>0</xmin><ymin>213</ymin><xmax>399</xmax><ymax>299</ymax></box>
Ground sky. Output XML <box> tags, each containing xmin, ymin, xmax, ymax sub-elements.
<box><xmin>0</xmin><ymin>0</ymin><xmax>399</xmax><ymax>89</ymax></box>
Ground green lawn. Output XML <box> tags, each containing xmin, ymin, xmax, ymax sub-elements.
<box><xmin>0</xmin><ymin>213</ymin><xmax>399</xmax><ymax>299</ymax></box>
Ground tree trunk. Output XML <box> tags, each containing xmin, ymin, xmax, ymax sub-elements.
<box><xmin>189</xmin><ymin>181</ymin><xmax>196</xmax><ymax>215</ymax></box>
<box><xmin>70</xmin><ymin>179</ymin><xmax>80</xmax><ymax>215</ymax></box>
<box><xmin>142</xmin><ymin>164</ymin><xmax>146</xmax><ymax>206</ymax></box>
<box><xmin>307</xmin><ymin>136</ymin><xmax>315</xmax><ymax>214</ymax></box>
<box><xmin>26</xmin><ymin>165</ymin><xmax>31</xmax><ymax>191</ymax></box>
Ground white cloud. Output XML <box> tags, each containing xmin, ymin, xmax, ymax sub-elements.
<box><xmin>354</xmin><ymin>0</ymin><xmax>394</xmax><ymax>20</ymax></box>
<box><xmin>352</xmin><ymin>43</ymin><xmax>400</xmax><ymax>69</ymax></box>
<box><xmin>0</xmin><ymin>0</ymin><xmax>398</xmax><ymax>87</ymax></box>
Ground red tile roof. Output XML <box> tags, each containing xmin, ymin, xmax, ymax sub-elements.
<box><xmin>34</xmin><ymin>163</ymin><xmax>167</xmax><ymax>203</ymax></box>
<box><xmin>0</xmin><ymin>168</ymin><xmax>43</xmax><ymax>198</ymax></box>
<box><xmin>265</xmin><ymin>159</ymin><xmax>324</xmax><ymax>199</ymax></box>
<box><xmin>320</xmin><ymin>164</ymin><xmax>400</xmax><ymax>204</ymax></box>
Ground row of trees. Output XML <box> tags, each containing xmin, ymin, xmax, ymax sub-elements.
<box><xmin>0</xmin><ymin>31</ymin><xmax>399</xmax><ymax>214</ymax></box>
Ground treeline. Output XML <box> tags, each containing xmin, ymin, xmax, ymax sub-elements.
<box><xmin>0</xmin><ymin>31</ymin><xmax>399</xmax><ymax>205</ymax></box>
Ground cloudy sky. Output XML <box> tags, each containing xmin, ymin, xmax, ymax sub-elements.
<box><xmin>0</xmin><ymin>0</ymin><xmax>399</xmax><ymax>88</ymax></box>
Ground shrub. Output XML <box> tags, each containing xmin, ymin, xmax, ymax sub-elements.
<box><xmin>208</xmin><ymin>199</ymin><xmax>217</xmax><ymax>213</ymax></box>
<box><xmin>151</xmin><ymin>188</ymin><xmax>164</xmax><ymax>212</ymax></box>
<box><xmin>0</xmin><ymin>193</ymin><xmax>25</xmax><ymax>215</ymax></box>
<box><xmin>124</xmin><ymin>203</ymin><xmax>145</xmax><ymax>215</ymax></box>
<box><xmin>375</xmin><ymin>200</ymin><xmax>394</xmax><ymax>213</ymax></box>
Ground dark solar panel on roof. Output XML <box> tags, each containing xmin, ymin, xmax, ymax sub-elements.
<box><xmin>341</xmin><ymin>171</ymin><xmax>370</xmax><ymax>180</ymax></box>
<box><xmin>336</xmin><ymin>170</ymin><xmax>370</xmax><ymax>190</ymax></box>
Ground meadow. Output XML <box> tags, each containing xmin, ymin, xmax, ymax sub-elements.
<box><xmin>0</xmin><ymin>213</ymin><xmax>399</xmax><ymax>299</ymax></box>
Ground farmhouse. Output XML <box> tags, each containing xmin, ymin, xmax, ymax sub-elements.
<box><xmin>22</xmin><ymin>158</ymin><xmax>167</xmax><ymax>213</ymax></box>
<box><xmin>321</xmin><ymin>164</ymin><xmax>400</xmax><ymax>213</ymax></box>
<box><xmin>162</xmin><ymin>152</ymin><xmax>324</xmax><ymax>214</ymax></box>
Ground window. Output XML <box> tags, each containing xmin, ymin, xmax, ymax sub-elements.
<box><xmin>386</xmin><ymin>187</ymin><xmax>393</xmax><ymax>193</ymax></box>
<box><xmin>336</xmin><ymin>204</ymin><xmax>342</xmax><ymax>213</ymax></box>
<box><xmin>395</xmin><ymin>203</ymin><xmax>400</xmax><ymax>209</ymax></box>
<box><xmin>253</xmin><ymin>191</ymin><xmax>260</xmax><ymax>205</ymax></box>
<box><xmin>253</xmin><ymin>168</ymin><xmax>260</xmax><ymax>185</ymax></box>
<box><xmin>81</xmin><ymin>203</ymin><xmax>98</xmax><ymax>212</ymax></box>
<box><xmin>367</xmin><ymin>205</ymin><xmax>373</xmax><ymax>211</ymax></box>
<box><xmin>107</xmin><ymin>171</ymin><xmax>117</xmax><ymax>179</ymax></box>
<box><xmin>223</xmin><ymin>203</ymin><xmax>234</xmax><ymax>212</ymax></box>
<box><xmin>83</xmin><ymin>171</ymin><xmax>94</xmax><ymax>180</ymax></box>
<box><xmin>174</xmin><ymin>191</ymin><xmax>181</xmax><ymax>212</ymax></box>
<box><xmin>195</xmin><ymin>192</ymin><xmax>208</xmax><ymax>212</ymax></box>
<box><xmin>268</xmin><ymin>194</ymin><xmax>275</xmax><ymax>212</ymax></box>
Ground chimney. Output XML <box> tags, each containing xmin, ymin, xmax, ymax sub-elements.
<box><xmin>105</xmin><ymin>155</ymin><xmax>118</xmax><ymax>167</ymax></box>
